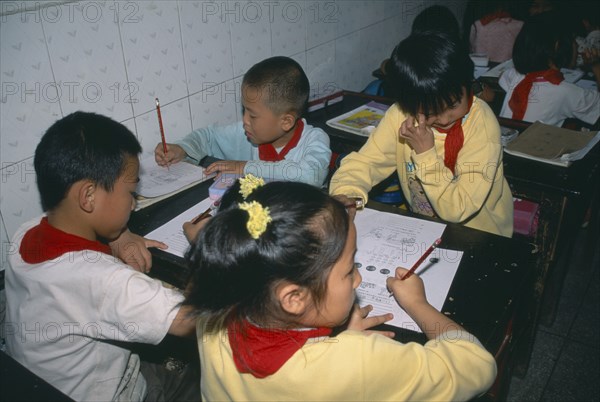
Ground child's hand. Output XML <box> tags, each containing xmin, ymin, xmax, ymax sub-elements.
<box><xmin>398</xmin><ymin>114</ymin><xmax>435</xmax><ymax>154</ymax></box>
<box><xmin>205</xmin><ymin>160</ymin><xmax>247</xmax><ymax>177</ymax></box>
<box><xmin>154</xmin><ymin>143</ymin><xmax>186</xmax><ymax>166</ymax></box>
<box><xmin>386</xmin><ymin>267</ymin><xmax>428</xmax><ymax>310</ymax></box>
<box><xmin>346</xmin><ymin>304</ymin><xmax>394</xmax><ymax>338</ymax></box>
<box><xmin>108</xmin><ymin>229</ymin><xmax>168</xmax><ymax>273</ymax></box>
<box><xmin>182</xmin><ymin>216</ymin><xmax>211</xmax><ymax>244</ymax></box>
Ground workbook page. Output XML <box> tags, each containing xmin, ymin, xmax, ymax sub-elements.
<box><xmin>353</xmin><ymin>209</ymin><xmax>461</xmax><ymax>331</ymax></box>
<box><xmin>144</xmin><ymin>197</ymin><xmax>214</xmax><ymax>258</ymax></box>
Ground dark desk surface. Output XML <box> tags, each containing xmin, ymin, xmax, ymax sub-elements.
<box><xmin>1</xmin><ymin>351</ymin><xmax>73</xmax><ymax>401</ymax></box>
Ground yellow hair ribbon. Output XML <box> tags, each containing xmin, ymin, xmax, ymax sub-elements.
<box><xmin>239</xmin><ymin>201</ymin><xmax>272</xmax><ymax>239</ymax></box>
<box><xmin>239</xmin><ymin>174</ymin><xmax>265</xmax><ymax>199</ymax></box>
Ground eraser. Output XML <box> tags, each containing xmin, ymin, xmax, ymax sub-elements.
<box><xmin>208</xmin><ymin>173</ymin><xmax>241</xmax><ymax>200</ymax></box>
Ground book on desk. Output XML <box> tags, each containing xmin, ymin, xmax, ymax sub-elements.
<box><xmin>503</xmin><ymin>121</ymin><xmax>600</xmax><ymax>167</ymax></box>
<box><xmin>326</xmin><ymin>101</ymin><xmax>390</xmax><ymax>136</ymax></box>
<box><xmin>135</xmin><ymin>153</ymin><xmax>214</xmax><ymax>210</ymax></box>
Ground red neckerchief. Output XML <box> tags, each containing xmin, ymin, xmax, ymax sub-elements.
<box><xmin>508</xmin><ymin>69</ymin><xmax>564</xmax><ymax>121</ymax></box>
<box><xmin>258</xmin><ymin>119</ymin><xmax>304</xmax><ymax>161</ymax></box>
<box><xmin>19</xmin><ymin>217</ymin><xmax>112</xmax><ymax>263</ymax></box>
<box><xmin>228</xmin><ymin>319</ymin><xmax>332</xmax><ymax>378</ymax></box>
<box><xmin>480</xmin><ymin>11</ymin><xmax>512</xmax><ymax>25</ymax></box>
<box><xmin>435</xmin><ymin>93</ymin><xmax>474</xmax><ymax>176</ymax></box>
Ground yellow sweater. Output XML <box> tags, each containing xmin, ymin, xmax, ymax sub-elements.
<box><xmin>330</xmin><ymin>98</ymin><xmax>513</xmax><ymax>237</ymax></box>
<box><xmin>197</xmin><ymin>328</ymin><xmax>497</xmax><ymax>401</ymax></box>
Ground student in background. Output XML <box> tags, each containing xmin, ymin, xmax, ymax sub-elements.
<box><xmin>184</xmin><ymin>178</ymin><xmax>497</xmax><ymax>401</ymax></box>
<box><xmin>576</xmin><ymin>12</ymin><xmax>600</xmax><ymax>72</ymax></box>
<box><xmin>331</xmin><ymin>32</ymin><xmax>513</xmax><ymax>238</ymax></box>
<box><xmin>154</xmin><ymin>56</ymin><xmax>331</xmax><ymax>187</ymax></box>
<box><xmin>374</xmin><ymin>5</ymin><xmax>460</xmax><ymax>98</ymax></box>
<box><xmin>469</xmin><ymin>0</ymin><xmax>523</xmax><ymax>63</ymax></box>
<box><xmin>411</xmin><ymin>4</ymin><xmax>460</xmax><ymax>39</ymax></box>
<box><xmin>498</xmin><ymin>12</ymin><xmax>600</xmax><ymax>126</ymax></box>
<box><xmin>528</xmin><ymin>0</ymin><xmax>560</xmax><ymax>16</ymax></box>
<box><xmin>5</xmin><ymin>112</ymin><xmax>198</xmax><ymax>401</ymax></box>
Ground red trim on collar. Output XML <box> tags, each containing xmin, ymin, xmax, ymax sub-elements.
<box><xmin>480</xmin><ymin>11</ymin><xmax>511</xmax><ymax>25</ymax></box>
<box><xmin>258</xmin><ymin>119</ymin><xmax>304</xmax><ymax>162</ymax></box>
<box><xmin>19</xmin><ymin>217</ymin><xmax>112</xmax><ymax>264</ymax></box>
<box><xmin>228</xmin><ymin>319</ymin><xmax>332</xmax><ymax>378</ymax></box>
<box><xmin>508</xmin><ymin>69</ymin><xmax>564</xmax><ymax>121</ymax></box>
<box><xmin>435</xmin><ymin>93</ymin><xmax>474</xmax><ymax>176</ymax></box>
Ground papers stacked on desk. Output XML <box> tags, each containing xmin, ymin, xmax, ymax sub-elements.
<box><xmin>504</xmin><ymin>122</ymin><xmax>600</xmax><ymax>167</ymax></box>
<box><xmin>354</xmin><ymin>208</ymin><xmax>462</xmax><ymax>331</ymax></box>
<box><xmin>135</xmin><ymin>153</ymin><xmax>214</xmax><ymax>210</ymax></box>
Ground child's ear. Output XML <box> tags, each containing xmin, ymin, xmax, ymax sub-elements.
<box><xmin>277</xmin><ymin>282</ymin><xmax>310</xmax><ymax>315</ymax></box>
<box><xmin>279</xmin><ymin>113</ymin><xmax>297</xmax><ymax>132</ymax></box>
<box><xmin>78</xmin><ymin>181</ymin><xmax>97</xmax><ymax>213</ymax></box>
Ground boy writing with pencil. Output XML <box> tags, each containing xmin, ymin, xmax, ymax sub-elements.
<box><xmin>5</xmin><ymin>112</ymin><xmax>199</xmax><ymax>401</ymax></box>
<box><xmin>154</xmin><ymin>56</ymin><xmax>331</xmax><ymax>187</ymax></box>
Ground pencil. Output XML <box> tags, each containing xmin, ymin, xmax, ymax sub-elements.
<box><xmin>401</xmin><ymin>238</ymin><xmax>442</xmax><ymax>280</ymax></box>
<box><xmin>191</xmin><ymin>206</ymin><xmax>213</xmax><ymax>224</ymax></box>
<box><xmin>155</xmin><ymin>98</ymin><xmax>168</xmax><ymax>157</ymax></box>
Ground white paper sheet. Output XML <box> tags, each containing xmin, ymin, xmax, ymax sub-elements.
<box><xmin>137</xmin><ymin>153</ymin><xmax>211</xmax><ymax>198</ymax></box>
<box><xmin>144</xmin><ymin>197</ymin><xmax>214</xmax><ymax>258</ymax></box>
<box><xmin>353</xmin><ymin>208</ymin><xmax>462</xmax><ymax>332</ymax></box>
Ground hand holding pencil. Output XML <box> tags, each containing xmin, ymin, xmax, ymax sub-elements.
<box><xmin>182</xmin><ymin>207</ymin><xmax>212</xmax><ymax>243</ymax></box>
<box><xmin>153</xmin><ymin>98</ymin><xmax>187</xmax><ymax>167</ymax></box>
<box><xmin>387</xmin><ymin>238</ymin><xmax>442</xmax><ymax>299</ymax></box>
<box><xmin>154</xmin><ymin>142</ymin><xmax>186</xmax><ymax>166</ymax></box>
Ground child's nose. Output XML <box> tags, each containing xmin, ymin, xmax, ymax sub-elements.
<box><xmin>353</xmin><ymin>269</ymin><xmax>362</xmax><ymax>289</ymax></box>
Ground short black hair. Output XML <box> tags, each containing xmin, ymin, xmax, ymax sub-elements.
<box><xmin>184</xmin><ymin>180</ymin><xmax>349</xmax><ymax>331</ymax></box>
<box><xmin>411</xmin><ymin>5</ymin><xmax>460</xmax><ymax>40</ymax></box>
<box><xmin>34</xmin><ymin>111</ymin><xmax>141</xmax><ymax>211</ymax></box>
<box><xmin>387</xmin><ymin>32</ymin><xmax>474</xmax><ymax>117</ymax></box>
<box><xmin>513</xmin><ymin>11</ymin><xmax>576</xmax><ymax>73</ymax></box>
<box><xmin>242</xmin><ymin>56</ymin><xmax>310</xmax><ymax>117</ymax></box>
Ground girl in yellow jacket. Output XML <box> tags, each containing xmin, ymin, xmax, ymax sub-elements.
<box><xmin>185</xmin><ymin>177</ymin><xmax>496</xmax><ymax>401</ymax></box>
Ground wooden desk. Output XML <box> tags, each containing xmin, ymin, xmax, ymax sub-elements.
<box><xmin>306</xmin><ymin>91</ymin><xmax>600</xmax><ymax>379</ymax></box>
<box><xmin>128</xmin><ymin>177</ymin><xmax>535</xmax><ymax>401</ymax></box>
<box><xmin>499</xmin><ymin>117</ymin><xmax>600</xmax><ymax>365</ymax></box>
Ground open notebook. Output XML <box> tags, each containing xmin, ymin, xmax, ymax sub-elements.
<box><xmin>135</xmin><ymin>153</ymin><xmax>214</xmax><ymax>210</ymax></box>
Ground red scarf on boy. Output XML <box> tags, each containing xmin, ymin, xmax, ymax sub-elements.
<box><xmin>20</xmin><ymin>217</ymin><xmax>112</xmax><ymax>263</ymax></box>
<box><xmin>435</xmin><ymin>93</ymin><xmax>474</xmax><ymax>176</ymax></box>
<box><xmin>258</xmin><ymin>119</ymin><xmax>304</xmax><ymax>161</ymax></box>
<box><xmin>228</xmin><ymin>319</ymin><xmax>332</xmax><ymax>378</ymax></box>
<box><xmin>508</xmin><ymin>69</ymin><xmax>564</xmax><ymax>121</ymax></box>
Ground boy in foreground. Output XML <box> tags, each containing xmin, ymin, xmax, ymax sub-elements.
<box><xmin>5</xmin><ymin>112</ymin><xmax>198</xmax><ymax>401</ymax></box>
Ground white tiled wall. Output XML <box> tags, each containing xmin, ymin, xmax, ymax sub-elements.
<box><xmin>0</xmin><ymin>0</ymin><xmax>466</xmax><ymax>268</ymax></box>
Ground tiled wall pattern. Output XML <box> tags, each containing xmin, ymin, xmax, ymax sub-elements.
<box><xmin>0</xmin><ymin>0</ymin><xmax>466</xmax><ymax>268</ymax></box>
